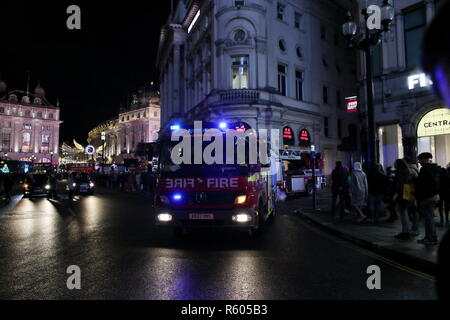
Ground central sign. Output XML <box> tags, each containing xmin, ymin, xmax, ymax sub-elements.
<box><xmin>417</xmin><ymin>108</ymin><xmax>450</xmax><ymax>137</ymax></box>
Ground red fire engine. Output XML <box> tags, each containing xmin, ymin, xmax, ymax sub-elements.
<box><xmin>151</xmin><ymin>121</ymin><xmax>278</xmax><ymax>236</ymax></box>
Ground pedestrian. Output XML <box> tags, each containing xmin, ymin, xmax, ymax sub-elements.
<box><xmin>416</xmin><ymin>152</ymin><xmax>441</xmax><ymax>245</ymax></box>
<box><xmin>349</xmin><ymin>162</ymin><xmax>368</xmax><ymax>223</ymax></box>
<box><xmin>438</xmin><ymin>163</ymin><xmax>450</xmax><ymax>225</ymax></box>
<box><xmin>330</xmin><ymin>161</ymin><xmax>350</xmax><ymax>221</ymax></box>
<box><xmin>393</xmin><ymin>159</ymin><xmax>419</xmax><ymax>240</ymax></box>
<box><xmin>367</xmin><ymin>164</ymin><xmax>388</xmax><ymax>222</ymax></box>
<box><xmin>385</xmin><ymin>167</ymin><xmax>398</xmax><ymax>222</ymax></box>
<box><xmin>3</xmin><ymin>174</ymin><xmax>14</xmax><ymax>200</ymax></box>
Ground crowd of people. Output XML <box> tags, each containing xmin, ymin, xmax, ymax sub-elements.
<box><xmin>92</xmin><ymin>170</ymin><xmax>156</xmax><ymax>194</ymax></box>
<box><xmin>330</xmin><ymin>152</ymin><xmax>450</xmax><ymax>246</ymax></box>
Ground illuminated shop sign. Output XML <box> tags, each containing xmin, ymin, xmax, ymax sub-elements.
<box><xmin>298</xmin><ymin>128</ymin><xmax>311</xmax><ymax>147</ymax></box>
<box><xmin>282</xmin><ymin>127</ymin><xmax>294</xmax><ymax>146</ymax></box>
<box><xmin>417</xmin><ymin>108</ymin><xmax>450</xmax><ymax>137</ymax></box>
<box><xmin>408</xmin><ymin>73</ymin><xmax>433</xmax><ymax>90</ymax></box>
<box><xmin>345</xmin><ymin>96</ymin><xmax>358</xmax><ymax>113</ymax></box>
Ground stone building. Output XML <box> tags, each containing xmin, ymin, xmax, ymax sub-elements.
<box><xmin>0</xmin><ymin>80</ymin><xmax>62</xmax><ymax>163</ymax></box>
<box><xmin>157</xmin><ymin>0</ymin><xmax>360</xmax><ymax>174</ymax></box>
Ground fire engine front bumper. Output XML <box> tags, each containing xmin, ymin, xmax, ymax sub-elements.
<box><xmin>154</xmin><ymin>207</ymin><xmax>259</xmax><ymax>229</ymax></box>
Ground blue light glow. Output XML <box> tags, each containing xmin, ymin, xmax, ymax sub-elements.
<box><xmin>172</xmin><ymin>193</ymin><xmax>183</xmax><ymax>201</ymax></box>
<box><xmin>219</xmin><ymin>122</ymin><xmax>228</xmax><ymax>129</ymax></box>
<box><xmin>170</xmin><ymin>124</ymin><xmax>181</xmax><ymax>130</ymax></box>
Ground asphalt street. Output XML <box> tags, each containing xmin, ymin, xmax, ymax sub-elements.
<box><xmin>0</xmin><ymin>186</ymin><xmax>438</xmax><ymax>299</ymax></box>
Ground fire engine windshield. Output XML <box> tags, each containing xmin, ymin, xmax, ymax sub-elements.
<box><xmin>158</xmin><ymin>139</ymin><xmax>254</xmax><ymax>178</ymax></box>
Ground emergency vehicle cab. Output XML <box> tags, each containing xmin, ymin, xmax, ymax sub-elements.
<box><xmin>152</xmin><ymin>121</ymin><xmax>278</xmax><ymax>236</ymax></box>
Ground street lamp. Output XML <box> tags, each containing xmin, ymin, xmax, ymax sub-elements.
<box><xmin>342</xmin><ymin>0</ymin><xmax>394</xmax><ymax>166</ymax></box>
<box><xmin>101</xmin><ymin>131</ymin><xmax>106</xmax><ymax>174</ymax></box>
<box><xmin>50</xmin><ymin>151</ymin><xmax>54</xmax><ymax>171</ymax></box>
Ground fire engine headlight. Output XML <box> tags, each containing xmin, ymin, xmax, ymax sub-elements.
<box><xmin>234</xmin><ymin>195</ymin><xmax>247</xmax><ymax>205</ymax></box>
<box><xmin>157</xmin><ymin>213</ymin><xmax>172</xmax><ymax>222</ymax></box>
<box><xmin>89</xmin><ymin>182</ymin><xmax>94</xmax><ymax>187</ymax></box>
<box><xmin>232</xmin><ymin>214</ymin><xmax>252</xmax><ymax>223</ymax></box>
<box><xmin>72</xmin><ymin>183</ymin><xmax>76</xmax><ymax>187</ymax></box>
<box><xmin>45</xmin><ymin>184</ymin><xmax>51</xmax><ymax>190</ymax></box>
<box><xmin>24</xmin><ymin>184</ymin><xmax>29</xmax><ymax>189</ymax></box>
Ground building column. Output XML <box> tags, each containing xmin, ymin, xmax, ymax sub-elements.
<box><xmin>173</xmin><ymin>44</ymin><xmax>181</xmax><ymax>115</ymax></box>
<box><xmin>401</xmin><ymin>123</ymin><xmax>417</xmax><ymax>163</ymax></box>
<box><xmin>425</xmin><ymin>0</ymin><xmax>435</xmax><ymax>25</ymax></box>
<box><xmin>395</xmin><ymin>13</ymin><xmax>406</xmax><ymax>70</ymax></box>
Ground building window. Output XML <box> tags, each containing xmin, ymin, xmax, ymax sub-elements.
<box><xmin>23</xmin><ymin>123</ymin><xmax>32</xmax><ymax>130</ymax></box>
<box><xmin>277</xmin><ymin>3</ymin><xmax>285</xmax><ymax>20</ymax></box>
<box><xmin>233</xmin><ymin>29</ymin><xmax>246</xmax><ymax>42</ymax></box>
<box><xmin>42</xmin><ymin>125</ymin><xmax>50</xmax><ymax>131</ymax></box>
<box><xmin>232</xmin><ymin>56</ymin><xmax>249</xmax><ymax>89</ymax></box>
<box><xmin>3</xmin><ymin>122</ymin><xmax>11</xmax><ymax>128</ymax></box>
<box><xmin>337</xmin><ymin>119</ymin><xmax>342</xmax><ymax>139</ymax></box>
<box><xmin>25</xmin><ymin>110</ymin><xmax>31</xmax><ymax>117</ymax></box>
<box><xmin>277</xmin><ymin>64</ymin><xmax>287</xmax><ymax>96</ymax></box>
<box><xmin>323</xmin><ymin>86</ymin><xmax>328</xmax><ymax>104</ymax></box>
<box><xmin>0</xmin><ymin>107</ymin><xmax>4</xmax><ymax>113</ymax></box>
<box><xmin>2</xmin><ymin>133</ymin><xmax>10</xmax><ymax>152</ymax></box>
<box><xmin>154</xmin><ymin>111</ymin><xmax>158</xmax><ymax>117</ymax></box>
<box><xmin>279</xmin><ymin>39</ymin><xmax>287</xmax><ymax>52</ymax></box>
<box><xmin>137</xmin><ymin>113</ymin><xmax>141</xmax><ymax>119</ymax></box>
<box><xmin>121</xmin><ymin>117</ymin><xmax>125</xmax><ymax>122</ymax></box>
<box><xmin>37</xmin><ymin>112</ymin><xmax>43</xmax><ymax>118</ymax></box>
<box><xmin>41</xmin><ymin>135</ymin><xmax>50</xmax><ymax>153</ymax></box>
<box><xmin>48</xmin><ymin>113</ymin><xmax>54</xmax><ymax>119</ymax></box>
<box><xmin>404</xmin><ymin>7</ymin><xmax>426</xmax><ymax>68</ymax></box>
<box><xmin>372</xmin><ymin>44</ymin><xmax>383</xmax><ymax>77</ymax></box>
<box><xmin>295</xmin><ymin>70</ymin><xmax>304</xmax><ymax>101</ymax></box>
<box><xmin>296</xmin><ymin>46</ymin><xmax>303</xmax><ymax>59</ymax></box>
<box><xmin>436</xmin><ymin>0</ymin><xmax>446</xmax><ymax>13</ymax></box>
<box><xmin>324</xmin><ymin>117</ymin><xmax>329</xmax><ymax>137</ymax></box>
<box><xmin>294</xmin><ymin>12</ymin><xmax>301</xmax><ymax>29</ymax></box>
<box><xmin>336</xmin><ymin>90</ymin><xmax>341</xmax><ymax>108</ymax></box>
<box><xmin>22</xmin><ymin>132</ymin><xmax>31</xmax><ymax>152</ymax></box>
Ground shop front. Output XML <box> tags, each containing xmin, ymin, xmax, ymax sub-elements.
<box><xmin>416</xmin><ymin>107</ymin><xmax>450</xmax><ymax>168</ymax></box>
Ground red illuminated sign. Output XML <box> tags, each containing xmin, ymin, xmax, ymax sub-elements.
<box><xmin>298</xmin><ymin>129</ymin><xmax>311</xmax><ymax>147</ymax></box>
<box><xmin>346</xmin><ymin>96</ymin><xmax>358</xmax><ymax>113</ymax></box>
<box><xmin>283</xmin><ymin>127</ymin><xmax>294</xmax><ymax>145</ymax></box>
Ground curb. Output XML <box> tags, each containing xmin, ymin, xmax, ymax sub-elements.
<box><xmin>297</xmin><ymin>209</ymin><xmax>437</xmax><ymax>277</ymax></box>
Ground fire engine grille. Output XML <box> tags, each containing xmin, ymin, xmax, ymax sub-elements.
<box><xmin>185</xmin><ymin>191</ymin><xmax>241</xmax><ymax>205</ymax></box>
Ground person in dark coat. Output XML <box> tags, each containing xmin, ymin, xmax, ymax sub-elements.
<box><xmin>367</xmin><ymin>164</ymin><xmax>388</xmax><ymax>222</ymax></box>
<box><xmin>3</xmin><ymin>174</ymin><xmax>14</xmax><ymax>200</ymax></box>
<box><xmin>438</xmin><ymin>163</ymin><xmax>450</xmax><ymax>225</ymax></box>
<box><xmin>330</xmin><ymin>161</ymin><xmax>350</xmax><ymax>221</ymax></box>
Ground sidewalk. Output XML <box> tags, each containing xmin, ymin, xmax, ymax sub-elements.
<box><xmin>287</xmin><ymin>190</ymin><xmax>448</xmax><ymax>276</ymax></box>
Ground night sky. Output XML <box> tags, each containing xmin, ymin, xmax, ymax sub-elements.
<box><xmin>0</xmin><ymin>0</ymin><xmax>172</xmax><ymax>144</ymax></box>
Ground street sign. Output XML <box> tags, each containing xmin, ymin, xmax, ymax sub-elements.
<box><xmin>346</xmin><ymin>96</ymin><xmax>358</xmax><ymax>113</ymax></box>
<box><xmin>85</xmin><ymin>145</ymin><xmax>96</xmax><ymax>155</ymax></box>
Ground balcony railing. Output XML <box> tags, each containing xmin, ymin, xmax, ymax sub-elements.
<box><xmin>219</xmin><ymin>89</ymin><xmax>260</xmax><ymax>103</ymax></box>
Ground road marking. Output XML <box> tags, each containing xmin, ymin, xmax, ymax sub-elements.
<box><xmin>298</xmin><ymin>217</ymin><xmax>435</xmax><ymax>282</ymax></box>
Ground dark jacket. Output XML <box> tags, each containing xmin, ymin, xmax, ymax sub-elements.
<box><xmin>439</xmin><ymin>167</ymin><xmax>450</xmax><ymax>200</ymax></box>
<box><xmin>416</xmin><ymin>163</ymin><xmax>441</xmax><ymax>200</ymax></box>
<box><xmin>367</xmin><ymin>170</ymin><xmax>388</xmax><ymax>196</ymax></box>
<box><xmin>331</xmin><ymin>167</ymin><xmax>349</xmax><ymax>192</ymax></box>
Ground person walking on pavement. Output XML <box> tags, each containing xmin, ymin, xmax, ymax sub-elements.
<box><xmin>349</xmin><ymin>162</ymin><xmax>368</xmax><ymax>223</ymax></box>
<box><xmin>385</xmin><ymin>167</ymin><xmax>398</xmax><ymax>222</ymax></box>
<box><xmin>393</xmin><ymin>159</ymin><xmax>419</xmax><ymax>240</ymax></box>
<box><xmin>367</xmin><ymin>164</ymin><xmax>388</xmax><ymax>222</ymax></box>
<box><xmin>438</xmin><ymin>163</ymin><xmax>450</xmax><ymax>225</ymax></box>
<box><xmin>330</xmin><ymin>161</ymin><xmax>350</xmax><ymax>221</ymax></box>
<box><xmin>3</xmin><ymin>174</ymin><xmax>14</xmax><ymax>200</ymax></box>
<box><xmin>416</xmin><ymin>152</ymin><xmax>441</xmax><ymax>245</ymax></box>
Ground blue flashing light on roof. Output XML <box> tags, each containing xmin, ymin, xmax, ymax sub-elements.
<box><xmin>172</xmin><ymin>193</ymin><xmax>183</xmax><ymax>201</ymax></box>
<box><xmin>170</xmin><ymin>124</ymin><xmax>181</xmax><ymax>131</ymax></box>
<box><xmin>219</xmin><ymin>122</ymin><xmax>228</xmax><ymax>129</ymax></box>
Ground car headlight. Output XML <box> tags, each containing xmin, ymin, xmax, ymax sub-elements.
<box><xmin>89</xmin><ymin>182</ymin><xmax>94</xmax><ymax>187</ymax></box>
<box><xmin>24</xmin><ymin>184</ymin><xmax>29</xmax><ymax>189</ymax></box>
<box><xmin>45</xmin><ymin>185</ymin><xmax>51</xmax><ymax>190</ymax></box>
<box><xmin>72</xmin><ymin>183</ymin><xmax>76</xmax><ymax>187</ymax></box>
<box><xmin>232</xmin><ymin>214</ymin><xmax>252</xmax><ymax>223</ymax></box>
<box><xmin>234</xmin><ymin>195</ymin><xmax>247</xmax><ymax>205</ymax></box>
<box><xmin>157</xmin><ymin>213</ymin><xmax>172</xmax><ymax>222</ymax></box>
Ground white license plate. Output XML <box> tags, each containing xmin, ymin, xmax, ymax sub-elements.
<box><xmin>189</xmin><ymin>213</ymin><xmax>214</xmax><ymax>220</ymax></box>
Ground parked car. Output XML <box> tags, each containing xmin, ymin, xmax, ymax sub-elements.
<box><xmin>23</xmin><ymin>174</ymin><xmax>51</xmax><ymax>199</ymax></box>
